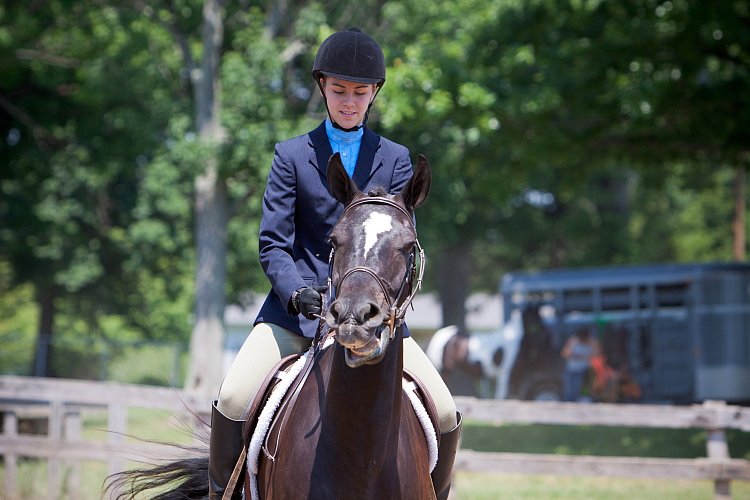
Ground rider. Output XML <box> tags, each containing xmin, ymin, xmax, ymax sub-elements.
<box><xmin>209</xmin><ymin>27</ymin><xmax>462</xmax><ymax>499</ymax></box>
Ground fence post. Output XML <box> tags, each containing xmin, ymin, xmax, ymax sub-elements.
<box><xmin>704</xmin><ymin>400</ymin><xmax>731</xmax><ymax>500</ymax></box>
<box><xmin>3</xmin><ymin>410</ymin><xmax>18</xmax><ymax>498</ymax></box>
<box><xmin>64</xmin><ymin>408</ymin><xmax>82</xmax><ymax>498</ymax></box>
<box><xmin>48</xmin><ymin>401</ymin><xmax>63</xmax><ymax>499</ymax></box>
<box><xmin>108</xmin><ymin>402</ymin><xmax>127</xmax><ymax>477</ymax></box>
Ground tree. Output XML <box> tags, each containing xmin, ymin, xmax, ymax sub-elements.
<box><xmin>0</xmin><ymin>2</ymin><xmax>186</xmax><ymax>376</ymax></box>
<box><xmin>377</xmin><ymin>0</ymin><xmax>750</xmax><ymax>330</ymax></box>
<box><xmin>129</xmin><ymin>0</ymin><xmax>394</xmax><ymax>394</ymax></box>
<box><xmin>3</xmin><ymin>0</ymin><xmax>746</xmax><ymax>382</ymax></box>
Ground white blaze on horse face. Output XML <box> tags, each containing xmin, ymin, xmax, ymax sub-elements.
<box><xmin>362</xmin><ymin>211</ymin><xmax>392</xmax><ymax>259</ymax></box>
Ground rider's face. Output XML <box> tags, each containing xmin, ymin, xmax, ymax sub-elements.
<box><xmin>321</xmin><ymin>76</ymin><xmax>377</xmax><ymax>129</ymax></box>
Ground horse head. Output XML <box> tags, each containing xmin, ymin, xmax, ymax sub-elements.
<box><xmin>325</xmin><ymin>152</ymin><xmax>431</xmax><ymax>368</ymax></box>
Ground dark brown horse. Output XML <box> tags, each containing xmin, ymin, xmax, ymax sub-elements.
<box><xmin>105</xmin><ymin>153</ymin><xmax>436</xmax><ymax>499</ymax></box>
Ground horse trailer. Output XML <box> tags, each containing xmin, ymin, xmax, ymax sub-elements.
<box><xmin>500</xmin><ymin>262</ymin><xmax>750</xmax><ymax>404</ymax></box>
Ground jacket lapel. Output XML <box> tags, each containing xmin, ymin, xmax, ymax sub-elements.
<box><xmin>308</xmin><ymin>122</ymin><xmax>332</xmax><ymax>177</ymax></box>
<box><xmin>352</xmin><ymin>127</ymin><xmax>383</xmax><ymax>190</ymax></box>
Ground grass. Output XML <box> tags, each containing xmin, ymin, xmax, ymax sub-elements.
<box><xmin>2</xmin><ymin>411</ymin><xmax>749</xmax><ymax>499</ymax></box>
<box><xmin>453</xmin><ymin>472</ymin><xmax>750</xmax><ymax>499</ymax></box>
<box><xmin>461</xmin><ymin>422</ymin><xmax>750</xmax><ymax>460</ymax></box>
<box><xmin>456</xmin><ymin>421</ymin><xmax>750</xmax><ymax>499</ymax></box>
<box><xmin>81</xmin><ymin>407</ymin><xmax>200</xmax><ymax>445</ymax></box>
<box><xmin>4</xmin><ymin>463</ymin><xmax>748</xmax><ymax>500</ymax></box>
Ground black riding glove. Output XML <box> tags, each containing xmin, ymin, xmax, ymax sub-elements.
<box><xmin>292</xmin><ymin>286</ymin><xmax>328</xmax><ymax>320</ymax></box>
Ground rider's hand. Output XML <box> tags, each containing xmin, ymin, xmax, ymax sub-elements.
<box><xmin>292</xmin><ymin>286</ymin><xmax>328</xmax><ymax>319</ymax></box>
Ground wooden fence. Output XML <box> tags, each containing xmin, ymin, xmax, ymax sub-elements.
<box><xmin>0</xmin><ymin>375</ymin><xmax>210</xmax><ymax>500</ymax></box>
<box><xmin>1</xmin><ymin>375</ymin><xmax>750</xmax><ymax>499</ymax></box>
<box><xmin>453</xmin><ymin>396</ymin><xmax>750</xmax><ymax>499</ymax></box>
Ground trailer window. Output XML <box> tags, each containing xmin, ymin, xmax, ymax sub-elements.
<box><xmin>655</xmin><ymin>283</ymin><xmax>689</xmax><ymax>307</ymax></box>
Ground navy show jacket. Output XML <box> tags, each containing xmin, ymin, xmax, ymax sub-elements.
<box><xmin>254</xmin><ymin>121</ymin><xmax>414</xmax><ymax>338</ymax></box>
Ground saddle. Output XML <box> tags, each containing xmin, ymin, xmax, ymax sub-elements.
<box><xmin>231</xmin><ymin>344</ymin><xmax>442</xmax><ymax>499</ymax></box>
<box><xmin>221</xmin><ymin>352</ymin><xmax>305</xmax><ymax>499</ymax></box>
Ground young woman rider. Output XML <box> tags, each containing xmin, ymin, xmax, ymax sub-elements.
<box><xmin>209</xmin><ymin>27</ymin><xmax>462</xmax><ymax>499</ymax></box>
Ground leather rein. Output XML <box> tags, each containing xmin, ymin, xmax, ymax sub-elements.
<box><xmin>322</xmin><ymin>195</ymin><xmax>425</xmax><ymax>341</ymax></box>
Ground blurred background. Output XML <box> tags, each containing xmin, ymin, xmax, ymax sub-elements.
<box><xmin>1</xmin><ymin>0</ymin><xmax>748</xmax><ymax>402</ymax></box>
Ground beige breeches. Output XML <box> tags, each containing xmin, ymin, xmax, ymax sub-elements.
<box><xmin>217</xmin><ymin>323</ymin><xmax>458</xmax><ymax>432</ymax></box>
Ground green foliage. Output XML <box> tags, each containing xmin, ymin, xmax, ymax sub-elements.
<box><xmin>1</xmin><ymin>0</ymin><xmax>749</xmax><ymax>376</ymax></box>
<box><xmin>0</xmin><ymin>263</ymin><xmax>37</xmax><ymax>374</ymax></box>
<box><xmin>106</xmin><ymin>342</ymin><xmax>187</xmax><ymax>386</ymax></box>
<box><xmin>377</xmin><ymin>0</ymin><xmax>750</xmax><ymax>293</ymax></box>
<box><xmin>1</xmin><ymin>2</ymin><xmax>191</xmax><ymax>366</ymax></box>
<box><xmin>672</xmin><ymin>167</ymin><xmax>738</xmax><ymax>261</ymax></box>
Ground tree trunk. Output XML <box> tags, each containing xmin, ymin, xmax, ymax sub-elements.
<box><xmin>733</xmin><ymin>166</ymin><xmax>746</xmax><ymax>261</ymax></box>
<box><xmin>436</xmin><ymin>242</ymin><xmax>471</xmax><ymax>331</ymax></box>
<box><xmin>185</xmin><ymin>168</ymin><xmax>228</xmax><ymax>395</ymax></box>
<box><xmin>184</xmin><ymin>0</ymin><xmax>228</xmax><ymax>396</ymax></box>
<box><xmin>32</xmin><ymin>284</ymin><xmax>56</xmax><ymax>377</ymax></box>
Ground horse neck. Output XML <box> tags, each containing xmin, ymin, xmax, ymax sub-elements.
<box><xmin>326</xmin><ymin>330</ymin><xmax>404</xmax><ymax>444</ymax></box>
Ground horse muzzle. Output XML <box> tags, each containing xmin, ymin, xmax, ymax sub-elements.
<box><xmin>330</xmin><ymin>320</ymin><xmax>391</xmax><ymax>368</ymax></box>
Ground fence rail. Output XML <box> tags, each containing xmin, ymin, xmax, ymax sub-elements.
<box><xmin>453</xmin><ymin>395</ymin><xmax>750</xmax><ymax>499</ymax></box>
<box><xmin>1</xmin><ymin>376</ymin><xmax>749</xmax><ymax>499</ymax></box>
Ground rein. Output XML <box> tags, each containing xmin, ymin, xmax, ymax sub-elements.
<box><xmin>320</xmin><ymin>195</ymin><xmax>425</xmax><ymax>343</ymax></box>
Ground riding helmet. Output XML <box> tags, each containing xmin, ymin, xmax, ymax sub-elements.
<box><xmin>312</xmin><ymin>27</ymin><xmax>386</xmax><ymax>86</ymax></box>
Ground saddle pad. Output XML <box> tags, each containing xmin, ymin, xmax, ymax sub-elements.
<box><xmin>403</xmin><ymin>379</ymin><xmax>439</xmax><ymax>472</ymax></box>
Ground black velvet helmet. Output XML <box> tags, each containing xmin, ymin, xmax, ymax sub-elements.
<box><xmin>312</xmin><ymin>27</ymin><xmax>386</xmax><ymax>86</ymax></box>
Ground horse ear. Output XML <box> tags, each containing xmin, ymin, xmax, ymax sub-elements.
<box><xmin>327</xmin><ymin>153</ymin><xmax>359</xmax><ymax>206</ymax></box>
<box><xmin>400</xmin><ymin>154</ymin><xmax>432</xmax><ymax>210</ymax></box>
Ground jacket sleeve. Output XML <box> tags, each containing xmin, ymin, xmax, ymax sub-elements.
<box><xmin>258</xmin><ymin>145</ymin><xmax>306</xmax><ymax>312</ymax></box>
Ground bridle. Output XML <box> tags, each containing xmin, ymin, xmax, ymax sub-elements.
<box><xmin>325</xmin><ymin>195</ymin><xmax>425</xmax><ymax>339</ymax></box>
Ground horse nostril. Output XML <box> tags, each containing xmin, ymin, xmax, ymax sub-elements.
<box><xmin>329</xmin><ymin>301</ymin><xmax>344</xmax><ymax>323</ymax></box>
<box><xmin>356</xmin><ymin>302</ymin><xmax>381</xmax><ymax>324</ymax></box>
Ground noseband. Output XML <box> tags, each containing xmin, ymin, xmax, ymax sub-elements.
<box><xmin>327</xmin><ymin>196</ymin><xmax>425</xmax><ymax>338</ymax></box>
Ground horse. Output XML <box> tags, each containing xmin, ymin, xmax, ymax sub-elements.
<box><xmin>425</xmin><ymin>317</ymin><xmax>518</xmax><ymax>399</ymax></box>
<box><xmin>425</xmin><ymin>305</ymin><xmax>561</xmax><ymax>400</ymax></box>
<box><xmin>104</xmin><ymin>152</ymin><xmax>437</xmax><ymax>499</ymax></box>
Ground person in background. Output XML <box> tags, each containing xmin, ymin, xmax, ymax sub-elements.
<box><xmin>208</xmin><ymin>27</ymin><xmax>462</xmax><ymax>499</ymax></box>
<box><xmin>561</xmin><ymin>327</ymin><xmax>601</xmax><ymax>402</ymax></box>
